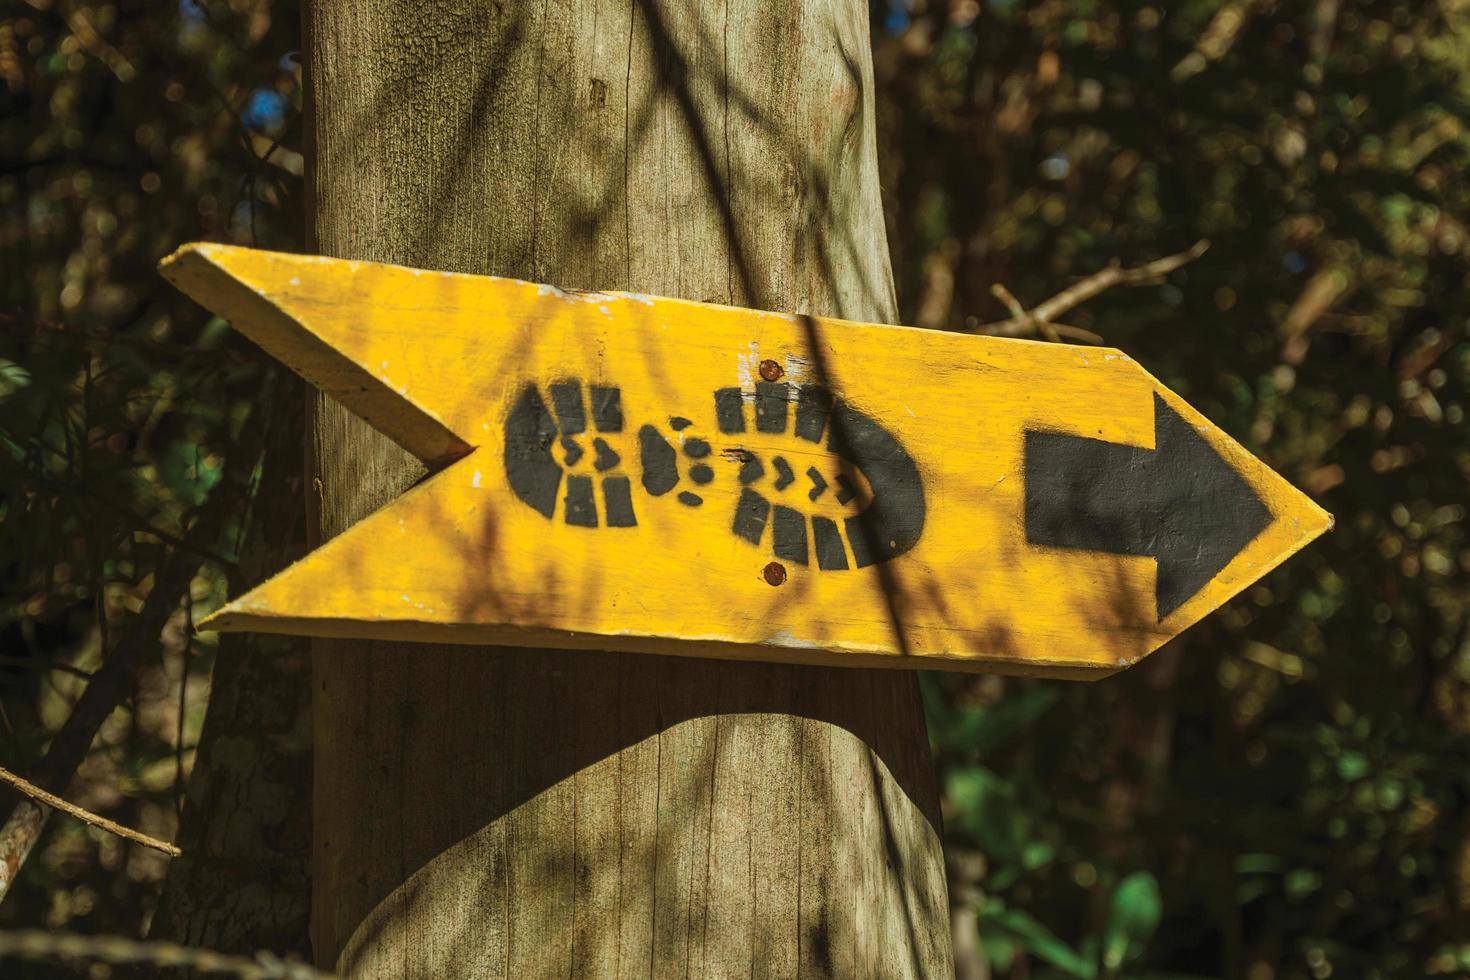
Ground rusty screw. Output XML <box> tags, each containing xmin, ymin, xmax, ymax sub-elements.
<box><xmin>762</xmin><ymin>561</ymin><xmax>787</xmax><ymax>586</ymax></box>
<box><xmin>758</xmin><ymin>359</ymin><xmax>783</xmax><ymax>382</ymax></box>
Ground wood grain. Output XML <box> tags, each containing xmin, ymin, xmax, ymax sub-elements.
<box><xmin>302</xmin><ymin>0</ymin><xmax>952</xmax><ymax>974</ymax></box>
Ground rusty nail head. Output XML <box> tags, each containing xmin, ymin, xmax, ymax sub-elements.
<box><xmin>759</xmin><ymin>359</ymin><xmax>783</xmax><ymax>382</ymax></box>
<box><xmin>762</xmin><ymin>561</ymin><xmax>787</xmax><ymax>586</ymax></box>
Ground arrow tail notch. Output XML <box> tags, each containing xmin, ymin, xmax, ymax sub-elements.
<box><xmin>159</xmin><ymin>244</ymin><xmax>471</xmax><ymax>467</ymax></box>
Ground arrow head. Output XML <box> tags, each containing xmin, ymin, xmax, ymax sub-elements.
<box><xmin>1150</xmin><ymin>393</ymin><xmax>1273</xmax><ymax>618</ymax></box>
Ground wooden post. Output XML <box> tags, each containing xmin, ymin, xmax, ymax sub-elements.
<box><xmin>304</xmin><ymin>0</ymin><xmax>952</xmax><ymax>974</ymax></box>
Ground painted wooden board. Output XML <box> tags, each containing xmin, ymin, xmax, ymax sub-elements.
<box><xmin>160</xmin><ymin>243</ymin><xmax>1331</xmax><ymax>678</ymax></box>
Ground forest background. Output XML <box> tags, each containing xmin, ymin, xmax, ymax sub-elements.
<box><xmin>2</xmin><ymin>1</ymin><xmax>1469</xmax><ymax>978</ymax></box>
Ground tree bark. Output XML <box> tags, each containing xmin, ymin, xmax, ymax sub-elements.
<box><xmin>305</xmin><ymin>0</ymin><xmax>951</xmax><ymax>975</ymax></box>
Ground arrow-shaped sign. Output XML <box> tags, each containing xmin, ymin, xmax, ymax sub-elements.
<box><xmin>160</xmin><ymin>243</ymin><xmax>1331</xmax><ymax>678</ymax></box>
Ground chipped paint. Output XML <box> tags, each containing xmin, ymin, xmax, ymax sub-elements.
<box><xmin>765</xmin><ymin>628</ymin><xmax>822</xmax><ymax>649</ymax></box>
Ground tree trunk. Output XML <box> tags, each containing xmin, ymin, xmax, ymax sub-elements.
<box><xmin>305</xmin><ymin>0</ymin><xmax>952</xmax><ymax>975</ymax></box>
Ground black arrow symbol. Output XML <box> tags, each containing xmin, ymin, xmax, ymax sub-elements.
<box><xmin>1024</xmin><ymin>393</ymin><xmax>1273</xmax><ymax>621</ymax></box>
<box><xmin>807</xmin><ymin>467</ymin><xmax>828</xmax><ymax>501</ymax></box>
<box><xmin>772</xmin><ymin>456</ymin><xmax>795</xmax><ymax>491</ymax></box>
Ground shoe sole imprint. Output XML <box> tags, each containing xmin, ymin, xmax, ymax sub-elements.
<box><xmin>503</xmin><ymin>379</ymin><xmax>925</xmax><ymax>570</ymax></box>
<box><xmin>503</xmin><ymin>381</ymin><xmax>637</xmax><ymax>528</ymax></box>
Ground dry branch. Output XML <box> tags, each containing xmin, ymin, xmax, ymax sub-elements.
<box><xmin>0</xmin><ymin>549</ymin><xmax>201</xmax><ymax>903</ymax></box>
<box><xmin>1172</xmin><ymin>0</ymin><xmax>1261</xmax><ymax>81</ymax></box>
<box><xmin>0</xmin><ymin>764</ymin><xmax>181</xmax><ymax>857</ymax></box>
<box><xmin>974</xmin><ymin>240</ymin><xmax>1210</xmax><ymax>341</ymax></box>
<box><xmin>0</xmin><ymin>929</ymin><xmax>333</xmax><ymax>980</ymax></box>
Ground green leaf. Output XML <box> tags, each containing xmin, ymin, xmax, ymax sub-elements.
<box><xmin>1286</xmin><ymin>869</ymin><xmax>1322</xmax><ymax>899</ymax></box>
<box><xmin>1337</xmin><ymin>751</ymin><xmax>1370</xmax><ymax>781</ymax></box>
<box><xmin>944</xmin><ymin>766</ymin><xmax>1027</xmax><ymax>861</ymax></box>
<box><xmin>1234</xmin><ymin>853</ymin><xmax>1284</xmax><ymax>875</ymax></box>
<box><xmin>1102</xmin><ymin>872</ymin><xmax>1162</xmax><ymax>970</ymax></box>
<box><xmin>1022</xmin><ymin>840</ymin><xmax>1057</xmax><ymax>870</ymax></box>
<box><xmin>980</xmin><ymin>901</ymin><xmax>1096</xmax><ymax>979</ymax></box>
<box><xmin>196</xmin><ymin>315</ymin><xmax>234</xmax><ymax>349</ymax></box>
<box><xmin>957</xmin><ymin>687</ymin><xmax>1062</xmax><ymax>754</ymax></box>
<box><xmin>0</xmin><ymin>359</ymin><xmax>31</xmax><ymax>400</ymax></box>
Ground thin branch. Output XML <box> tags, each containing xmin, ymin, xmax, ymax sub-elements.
<box><xmin>973</xmin><ymin>240</ymin><xmax>1210</xmax><ymax>339</ymax></box>
<box><xmin>0</xmin><ymin>655</ymin><xmax>93</xmax><ymax>681</ymax></box>
<box><xmin>0</xmin><ymin>764</ymin><xmax>181</xmax><ymax>857</ymax></box>
<box><xmin>0</xmin><ymin>548</ymin><xmax>202</xmax><ymax>903</ymax></box>
<box><xmin>1172</xmin><ymin>0</ymin><xmax>1261</xmax><ymax>81</ymax></box>
<box><xmin>63</xmin><ymin>4</ymin><xmax>137</xmax><ymax>83</ymax></box>
<box><xmin>24</xmin><ymin>473</ymin><xmax>236</xmax><ymax>567</ymax></box>
<box><xmin>0</xmin><ymin>929</ymin><xmax>334</xmax><ymax>980</ymax></box>
<box><xmin>177</xmin><ymin>589</ymin><xmax>193</xmax><ymax>819</ymax></box>
<box><xmin>991</xmin><ymin>282</ymin><xmax>1061</xmax><ymax>342</ymax></box>
<box><xmin>985</xmin><ymin>284</ymin><xmax>1103</xmax><ymax>344</ymax></box>
<box><xmin>0</xmin><ymin>366</ymin><xmax>272</xmax><ymax>903</ymax></box>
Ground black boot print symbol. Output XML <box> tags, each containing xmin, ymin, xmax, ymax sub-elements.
<box><xmin>503</xmin><ymin>378</ymin><xmax>926</xmax><ymax>568</ymax></box>
<box><xmin>710</xmin><ymin>381</ymin><xmax>926</xmax><ymax>569</ymax></box>
<box><xmin>503</xmin><ymin>381</ymin><xmax>638</xmax><ymax>528</ymax></box>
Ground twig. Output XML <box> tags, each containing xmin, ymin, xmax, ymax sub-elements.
<box><xmin>0</xmin><ymin>549</ymin><xmax>202</xmax><ymax>903</ymax></box>
<box><xmin>0</xmin><ymin>763</ymin><xmax>181</xmax><ymax>857</ymax></box>
<box><xmin>990</xmin><ymin>282</ymin><xmax>1061</xmax><ymax>342</ymax></box>
<box><xmin>974</xmin><ymin>240</ymin><xmax>1209</xmax><ymax>339</ymax></box>
<box><xmin>0</xmin><ymin>929</ymin><xmax>334</xmax><ymax>979</ymax></box>
<box><xmin>987</xmin><ymin>282</ymin><xmax>1102</xmax><ymax>343</ymax></box>
<box><xmin>1172</xmin><ymin>0</ymin><xmax>1260</xmax><ymax>81</ymax></box>
<box><xmin>23</xmin><ymin>471</ymin><xmax>236</xmax><ymax>568</ymax></box>
<box><xmin>0</xmin><ymin>655</ymin><xmax>93</xmax><ymax>682</ymax></box>
<box><xmin>0</xmin><ymin>369</ymin><xmax>271</xmax><ymax>903</ymax></box>
<box><xmin>1280</xmin><ymin>265</ymin><xmax>1350</xmax><ymax>365</ymax></box>
<box><xmin>178</xmin><ymin>589</ymin><xmax>193</xmax><ymax>818</ymax></box>
<box><xmin>63</xmin><ymin>5</ymin><xmax>137</xmax><ymax>82</ymax></box>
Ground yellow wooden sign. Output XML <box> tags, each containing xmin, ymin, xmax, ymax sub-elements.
<box><xmin>161</xmin><ymin>244</ymin><xmax>1330</xmax><ymax>678</ymax></box>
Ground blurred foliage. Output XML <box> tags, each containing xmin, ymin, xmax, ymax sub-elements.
<box><xmin>2</xmin><ymin>1</ymin><xmax>1470</xmax><ymax>979</ymax></box>
<box><xmin>872</xmin><ymin>0</ymin><xmax>1470</xmax><ymax>977</ymax></box>
<box><xmin>0</xmin><ymin>0</ymin><xmax>301</xmax><ymax>958</ymax></box>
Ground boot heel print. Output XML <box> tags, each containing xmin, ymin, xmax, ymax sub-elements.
<box><xmin>503</xmin><ymin>380</ymin><xmax>637</xmax><ymax>528</ymax></box>
<box><xmin>503</xmin><ymin>377</ymin><xmax>927</xmax><ymax>570</ymax></box>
